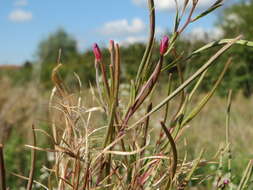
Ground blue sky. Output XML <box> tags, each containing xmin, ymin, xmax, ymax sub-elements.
<box><xmin>0</xmin><ymin>0</ymin><xmax>233</xmax><ymax>65</ymax></box>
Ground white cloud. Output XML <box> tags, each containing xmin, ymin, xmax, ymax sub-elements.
<box><xmin>133</xmin><ymin>0</ymin><xmax>215</xmax><ymax>11</ymax></box>
<box><xmin>115</xmin><ymin>28</ymin><xmax>166</xmax><ymax>46</ymax></box>
<box><xmin>100</xmin><ymin>18</ymin><xmax>146</xmax><ymax>37</ymax></box>
<box><xmin>120</xmin><ymin>36</ymin><xmax>146</xmax><ymax>46</ymax></box>
<box><xmin>8</xmin><ymin>9</ymin><xmax>32</xmax><ymax>22</ymax></box>
<box><xmin>188</xmin><ymin>27</ymin><xmax>223</xmax><ymax>42</ymax></box>
<box><xmin>14</xmin><ymin>0</ymin><xmax>28</xmax><ymax>7</ymax></box>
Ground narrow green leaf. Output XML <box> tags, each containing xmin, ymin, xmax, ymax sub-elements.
<box><xmin>185</xmin><ymin>149</ymin><xmax>205</xmax><ymax>182</ymax></box>
<box><xmin>187</xmin><ymin>39</ymin><xmax>253</xmax><ymax>60</ymax></box>
<box><xmin>182</xmin><ymin>58</ymin><xmax>232</xmax><ymax>126</ymax></box>
<box><xmin>191</xmin><ymin>4</ymin><xmax>222</xmax><ymax>22</ymax></box>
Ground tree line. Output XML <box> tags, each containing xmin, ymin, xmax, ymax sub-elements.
<box><xmin>1</xmin><ymin>0</ymin><xmax>253</xmax><ymax>97</ymax></box>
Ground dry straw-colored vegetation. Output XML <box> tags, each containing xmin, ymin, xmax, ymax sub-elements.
<box><xmin>1</xmin><ymin>0</ymin><xmax>253</xmax><ymax>189</ymax></box>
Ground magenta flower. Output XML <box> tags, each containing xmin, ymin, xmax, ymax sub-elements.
<box><xmin>223</xmin><ymin>179</ymin><xmax>230</xmax><ymax>185</ymax></box>
<box><xmin>160</xmin><ymin>35</ymin><xmax>169</xmax><ymax>55</ymax></box>
<box><xmin>93</xmin><ymin>43</ymin><xmax>102</xmax><ymax>61</ymax></box>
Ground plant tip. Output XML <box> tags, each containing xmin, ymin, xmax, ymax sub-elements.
<box><xmin>93</xmin><ymin>43</ymin><xmax>102</xmax><ymax>61</ymax></box>
<box><xmin>109</xmin><ymin>40</ymin><xmax>114</xmax><ymax>51</ymax></box>
<box><xmin>160</xmin><ymin>35</ymin><xmax>169</xmax><ymax>55</ymax></box>
<box><xmin>110</xmin><ymin>40</ymin><xmax>114</xmax><ymax>45</ymax></box>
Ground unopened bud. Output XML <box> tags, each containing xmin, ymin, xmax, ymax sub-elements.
<box><xmin>223</xmin><ymin>179</ymin><xmax>230</xmax><ymax>185</ymax></box>
<box><xmin>160</xmin><ymin>36</ymin><xmax>169</xmax><ymax>55</ymax></box>
<box><xmin>93</xmin><ymin>43</ymin><xmax>102</xmax><ymax>61</ymax></box>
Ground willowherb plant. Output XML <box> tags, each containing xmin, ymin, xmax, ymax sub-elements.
<box><xmin>1</xmin><ymin>0</ymin><xmax>253</xmax><ymax>189</ymax></box>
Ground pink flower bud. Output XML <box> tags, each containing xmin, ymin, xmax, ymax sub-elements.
<box><xmin>223</xmin><ymin>179</ymin><xmax>230</xmax><ymax>185</ymax></box>
<box><xmin>93</xmin><ymin>43</ymin><xmax>102</xmax><ymax>61</ymax></box>
<box><xmin>160</xmin><ymin>35</ymin><xmax>169</xmax><ymax>55</ymax></box>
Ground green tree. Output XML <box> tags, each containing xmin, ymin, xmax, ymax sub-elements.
<box><xmin>37</xmin><ymin>29</ymin><xmax>79</xmax><ymax>87</ymax></box>
<box><xmin>217</xmin><ymin>0</ymin><xmax>253</xmax><ymax>96</ymax></box>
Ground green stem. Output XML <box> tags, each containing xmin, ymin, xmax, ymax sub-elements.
<box><xmin>135</xmin><ymin>0</ymin><xmax>155</xmax><ymax>91</ymax></box>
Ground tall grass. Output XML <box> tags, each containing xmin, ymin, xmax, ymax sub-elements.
<box><xmin>1</xmin><ymin>0</ymin><xmax>253</xmax><ymax>189</ymax></box>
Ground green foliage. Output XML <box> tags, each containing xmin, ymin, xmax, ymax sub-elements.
<box><xmin>0</xmin><ymin>61</ymin><xmax>33</xmax><ymax>85</ymax></box>
<box><xmin>120</xmin><ymin>43</ymin><xmax>146</xmax><ymax>79</ymax></box>
<box><xmin>38</xmin><ymin>29</ymin><xmax>79</xmax><ymax>88</ymax></box>
<box><xmin>4</xmin><ymin>129</ymin><xmax>48</xmax><ymax>189</ymax></box>
<box><xmin>217</xmin><ymin>0</ymin><xmax>253</xmax><ymax>96</ymax></box>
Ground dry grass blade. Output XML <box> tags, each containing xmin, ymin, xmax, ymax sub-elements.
<box><xmin>51</xmin><ymin>63</ymin><xmax>66</xmax><ymax>97</ymax></box>
<box><xmin>135</xmin><ymin>156</ymin><xmax>171</xmax><ymax>164</ymax></box>
<box><xmin>226</xmin><ymin>90</ymin><xmax>232</xmax><ymax>182</ymax></box>
<box><xmin>10</xmin><ymin>172</ymin><xmax>48</xmax><ymax>190</ymax></box>
<box><xmin>237</xmin><ymin>160</ymin><xmax>253</xmax><ymax>190</ymax></box>
<box><xmin>58</xmin><ymin>176</ymin><xmax>74</xmax><ymax>188</ymax></box>
<box><xmin>26</xmin><ymin>124</ymin><xmax>37</xmax><ymax>190</ymax></box>
<box><xmin>34</xmin><ymin>128</ymin><xmax>56</xmax><ymax>144</ymax></box>
<box><xmin>25</xmin><ymin>145</ymin><xmax>58</xmax><ymax>153</ymax></box>
<box><xmin>49</xmin><ymin>87</ymin><xmax>58</xmax><ymax>144</ymax></box>
<box><xmin>105</xmin><ymin>135</ymin><xmax>150</xmax><ymax>156</ymax></box>
<box><xmin>91</xmin><ymin>134</ymin><xmax>125</xmax><ymax>165</ymax></box>
<box><xmin>184</xmin><ymin>149</ymin><xmax>205</xmax><ymax>186</ymax></box>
